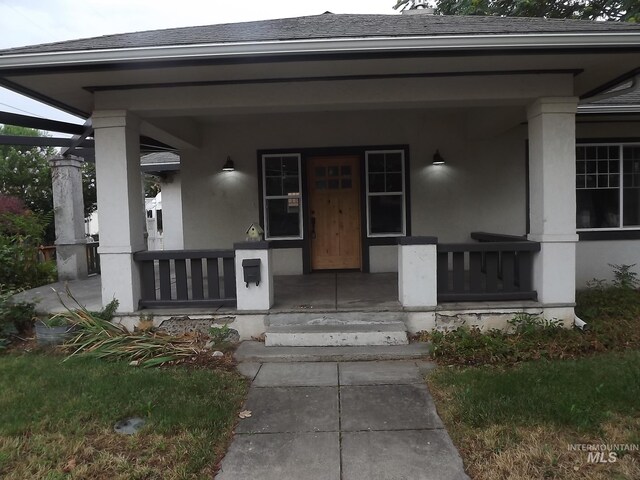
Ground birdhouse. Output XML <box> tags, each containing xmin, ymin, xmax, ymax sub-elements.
<box><xmin>245</xmin><ymin>223</ymin><xmax>264</xmax><ymax>241</ymax></box>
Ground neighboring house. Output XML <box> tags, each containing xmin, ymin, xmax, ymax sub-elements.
<box><xmin>0</xmin><ymin>12</ymin><xmax>639</xmax><ymax>332</ymax></box>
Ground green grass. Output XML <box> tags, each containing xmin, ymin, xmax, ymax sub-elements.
<box><xmin>430</xmin><ymin>350</ymin><xmax>640</xmax><ymax>432</ymax></box>
<box><xmin>0</xmin><ymin>353</ymin><xmax>248</xmax><ymax>479</ymax></box>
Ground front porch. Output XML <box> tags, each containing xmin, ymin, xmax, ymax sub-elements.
<box><xmin>14</xmin><ymin>253</ymin><xmax>557</xmax><ymax>343</ymax></box>
<box><xmin>16</xmin><ymin>272</ymin><xmax>400</xmax><ymax>315</ymax></box>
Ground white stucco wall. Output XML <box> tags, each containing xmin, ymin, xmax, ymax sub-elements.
<box><xmin>576</xmin><ymin>240</ymin><xmax>640</xmax><ymax>286</ymax></box>
<box><xmin>179</xmin><ymin>108</ymin><xmax>529</xmax><ymax>267</ymax></box>
<box><xmin>160</xmin><ymin>173</ymin><xmax>184</xmax><ymax>250</ymax></box>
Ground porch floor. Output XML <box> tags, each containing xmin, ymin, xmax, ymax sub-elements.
<box><xmin>272</xmin><ymin>272</ymin><xmax>399</xmax><ymax>312</ymax></box>
<box><xmin>13</xmin><ymin>272</ymin><xmax>400</xmax><ymax>315</ymax></box>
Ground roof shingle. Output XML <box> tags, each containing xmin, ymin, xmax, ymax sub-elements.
<box><xmin>2</xmin><ymin>13</ymin><xmax>640</xmax><ymax>56</ymax></box>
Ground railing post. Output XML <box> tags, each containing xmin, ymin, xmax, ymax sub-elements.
<box><xmin>398</xmin><ymin>237</ymin><xmax>438</xmax><ymax>308</ymax></box>
<box><xmin>234</xmin><ymin>242</ymin><xmax>273</xmax><ymax>311</ymax></box>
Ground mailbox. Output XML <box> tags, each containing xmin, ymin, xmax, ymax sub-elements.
<box><xmin>242</xmin><ymin>259</ymin><xmax>261</xmax><ymax>287</ymax></box>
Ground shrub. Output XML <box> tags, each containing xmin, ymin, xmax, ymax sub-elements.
<box><xmin>0</xmin><ymin>210</ymin><xmax>56</xmax><ymax>289</ymax></box>
<box><xmin>0</xmin><ymin>287</ymin><xmax>35</xmax><ymax>350</ymax></box>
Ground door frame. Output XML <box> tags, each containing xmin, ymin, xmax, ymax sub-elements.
<box><xmin>257</xmin><ymin>145</ymin><xmax>411</xmax><ymax>274</ymax></box>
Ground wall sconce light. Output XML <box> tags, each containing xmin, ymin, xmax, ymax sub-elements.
<box><xmin>222</xmin><ymin>156</ymin><xmax>235</xmax><ymax>171</ymax></box>
<box><xmin>432</xmin><ymin>150</ymin><xmax>445</xmax><ymax>165</ymax></box>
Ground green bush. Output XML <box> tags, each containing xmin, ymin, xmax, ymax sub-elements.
<box><xmin>429</xmin><ymin>314</ymin><xmax>577</xmax><ymax>365</ymax></box>
<box><xmin>0</xmin><ymin>211</ymin><xmax>56</xmax><ymax>290</ymax></box>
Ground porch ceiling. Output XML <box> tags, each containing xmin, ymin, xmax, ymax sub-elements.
<box><xmin>1</xmin><ymin>49</ymin><xmax>639</xmax><ymax>118</ymax></box>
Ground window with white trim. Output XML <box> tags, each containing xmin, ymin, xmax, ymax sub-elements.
<box><xmin>576</xmin><ymin>144</ymin><xmax>640</xmax><ymax>230</ymax></box>
<box><xmin>262</xmin><ymin>154</ymin><xmax>302</xmax><ymax>239</ymax></box>
<box><xmin>365</xmin><ymin>150</ymin><xmax>406</xmax><ymax>236</ymax></box>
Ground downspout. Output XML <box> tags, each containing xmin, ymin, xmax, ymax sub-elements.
<box><xmin>574</xmin><ymin>315</ymin><xmax>588</xmax><ymax>331</ymax></box>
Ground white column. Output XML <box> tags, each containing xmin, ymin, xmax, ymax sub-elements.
<box><xmin>93</xmin><ymin>110</ymin><xmax>145</xmax><ymax>312</ymax></box>
<box><xmin>160</xmin><ymin>172</ymin><xmax>184</xmax><ymax>250</ymax></box>
<box><xmin>527</xmin><ymin>97</ymin><xmax>579</xmax><ymax>306</ymax></box>
<box><xmin>49</xmin><ymin>155</ymin><xmax>88</xmax><ymax>280</ymax></box>
<box><xmin>234</xmin><ymin>242</ymin><xmax>273</xmax><ymax>311</ymax></box>
<box><xmin>398</xmin><ymin>237</ymin><xmax>438</xmax><ymax>308</ymax></box>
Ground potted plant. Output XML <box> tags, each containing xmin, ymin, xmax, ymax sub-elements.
<box><xmin>35</xmin><ymin>313</ymin><xmax>76</xmax><ymax>346</ymax></box>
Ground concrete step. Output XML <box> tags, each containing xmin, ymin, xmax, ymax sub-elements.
<box><xmin>265</xmin><ymin>322</ymin><xmax>408</xmax><ymax>347</ymax></box>
<box><xmin>265</xmin><ymin>311</ymin><xmax>409</xmax><ymax>347</ymax></box>
<box><xmin>235</xmin><ymin>341</ymin><xmax>431</xmax><ymax>363</ymax></box>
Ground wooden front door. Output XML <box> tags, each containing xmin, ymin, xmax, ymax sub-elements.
<box><xmin>308</xmin><ymin>156</ymin><xmax>361</xmax><ymax>270</ymax></box>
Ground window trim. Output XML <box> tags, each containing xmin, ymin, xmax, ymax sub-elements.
<box><xmin>576</xmin><ymin>142</ymin><xmax>640</xmax><ymax>232</ymax></box>
<box><xmin>261</xmin><ymin>153</ymin><xmax>303</xmax><ymax>240</ymax></box>
<box><xmin>364</xmin><ymin>149</ymin><xmax>406</xmax><ymax>238</ymax></box>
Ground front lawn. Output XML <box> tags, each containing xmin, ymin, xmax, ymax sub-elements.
<box><xmin>428</xmin><ymin>351</ymin><xmax>640</xmax><ymax>480</ymax></box>
<box><xmin>0</xmin><ymin>353</ymin><xmax>247</xmax><ymax>479</ymax></box>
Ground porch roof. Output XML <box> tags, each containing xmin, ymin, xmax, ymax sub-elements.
<box><xmin>2</xmin><ymin>14</ymin><xmax>640</xmax><ymax>56</ymax></box>
<box><xmin>0</xmin><ymin>13</ymin><xmax>639</xmax><ymax>123</ymax></box>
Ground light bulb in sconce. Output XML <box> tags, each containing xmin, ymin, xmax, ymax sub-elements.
<box><xmin>432</xmin><ymin>150</ymin><xmax>445</xmax><ymax>165</ymax></box>
<box><xmin>222</xmin><ymin>156</ymin><xmax>235</xmax><ymax>171</ymax></box>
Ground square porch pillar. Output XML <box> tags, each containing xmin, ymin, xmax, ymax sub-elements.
<box><xmin>398</xmin><ymin>237</ymin><xmax>438</xmax><ymax>308</ymax></box>
<box><xmin>526</xmin><ymin>97</ymin><xmax>579</xmax><ymax>307</ymax></box>
<box><xmin>234</xmin><ymin>242</ymin><xmax>273</xmax><ymax>311</ymax></box>
<box><xmin>49</xmin><ymin>155</ymin><xmax>88</xmax><ymax>280</ymax></box>
<box><xmin>93</xmin><ymin>111</ymin><xmax>146</xmax><ymax>312</ymax></box>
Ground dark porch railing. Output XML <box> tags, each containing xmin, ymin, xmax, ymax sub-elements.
<box><xmin>133</xmin><ymin>249</ymin><xmax>236</xmax><ymax>308</ymax></box>
<box><xmin>86</xmin><ymin>242</ymin><xmax>100</xmax><ymax>275</ymax></box>
<box><xmin>437</xmin><ymin>233</ymin><xmax>540</xmax><ymax>302</ymax></box>
<box><xmin>38</xmin><ymin>243</ymin><xmax>101</xmax><ymax>275</ymax></box>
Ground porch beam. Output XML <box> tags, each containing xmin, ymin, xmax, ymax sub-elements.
<box><xmin>92</xmin><ymin>110</ymin><xmax>146</xmax><ymax>312</ymax></box>
<box><xmin>140</xmin><ymin>118</ymin><xmax>201</xmax><ymax>150</ymax></box>
<box><xmin>526</xmin><ymin>97</ymin><xmax>579</xmax><ymax>312</ymax></box>
<box><xmin>94</xmin><ymin>74</ymin><xmax>574</xmax><ymax>115</ymax></box>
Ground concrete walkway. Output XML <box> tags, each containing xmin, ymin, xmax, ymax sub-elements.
<box><xmin>217</xmin><ymin>360</ymin><xmax>469</xmax><ymax>480</ymax></box>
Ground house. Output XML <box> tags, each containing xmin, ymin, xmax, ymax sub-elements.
<box><xmin>1</xmin><ymin>12</ymin><xmax>639</xmax><ymax>341</ymax></box>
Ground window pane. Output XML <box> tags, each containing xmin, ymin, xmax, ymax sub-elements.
<box><xmin>264</xmin><ymin>157</ymin><xmax>281</xmax><ymax>176</ymax></box>
<box><xmin>315</xmin><ymin>180</ymin><xmax>326</xmax><ymax>189</ymax></box>
<box><xmin>609</xmin><ymin>146</ymin><xmax>619</xmax><ymax>159</ymax></box>
<box><xmin>265</xmin><ymin>176</ymin><xmax>282</xmax><ymax>196</ymax></box>
<box><xmin>341</xmin><ymin>178</ymin><xmax>352</xmax><ymax>189</ymax></box>
<box><xmin>386</xmin><ymin>173</ymin><xmax>403</xmax><ymax>193</ymax></box>
<box><xmin>315</xmin><ymin>166</ymin><xmax>326</xmax><ymax>177</ymax></box>
<box><xmin>328</xmin><ymin>166</ymin><xmax>339</xmax><ymax>177</ymax></box>
<box><xmin>370</xmin><ymin>195</ymin><xmax>403</xmax><ymax>234</ymax></box>
<box><xmin>368</xmin><ymin>154</ymin><xmax>385</xmax><ymax>172</ymax></box>
<box><xmin>577</xmin><ymin>189</ymin><xmax>619</xmax><ymax>228</ymax></box>
<box><xmin>386</xmin><ymin>153</ymin><xmax>402</xmax><ymax>172</ymax></box>
<box><xmin>623</xmin><ymin>188</ymin><xmax>640</xmax><ymax>226</ymax></box>
<box><xmin>369</xmin><ymin>173</ymin><xmax>385</xmax><ymax>192</ymax></box>
<box><xmin>266</xmin><ymin>198</ymin><xmax>300</xmax><ymax>237</ymax></box>
<box><xmin>283</xmin><ymin>176</ymin><xmax>299</xmax><ymax>195</ymax></box>
<box><xmin>341</xmin><ymin>166</ymin><xmax>351</xmax><ymax>176</ymax></box>
<box><xmin>328</xmin><ymin>179</ymin><xmax>339</xmax><ymax>189</ymax></box>
<box><xmin>623</xmin><ymin>156</ymin><xmax>640</xmax><ymax>226</ymax></box>
<box><xmin>282</xmin><ymin>157</ymin><xmax>299</xmax><ymax>176</ymax></box>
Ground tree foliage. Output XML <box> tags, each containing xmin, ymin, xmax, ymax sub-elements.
<box><xmin>394</xmin><ymin>1</ymin><xmax>640</xmax><ymax>22</ymax></box>
<box><xmin>0</xmin><ymin>125</ymin><xmax>98</xmax><ymax>242</ymax></box>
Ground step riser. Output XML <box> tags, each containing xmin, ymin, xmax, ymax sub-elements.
<box><xmin>265</xmin><ymin>331</ymin><xmax>408</xmax><ymax>347</ymax></box>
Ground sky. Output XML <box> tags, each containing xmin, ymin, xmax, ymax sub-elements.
<box><xmin>0</xmin><ymin>0</ymin><xmax>400</xmax><ymax>128</ymax></box>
